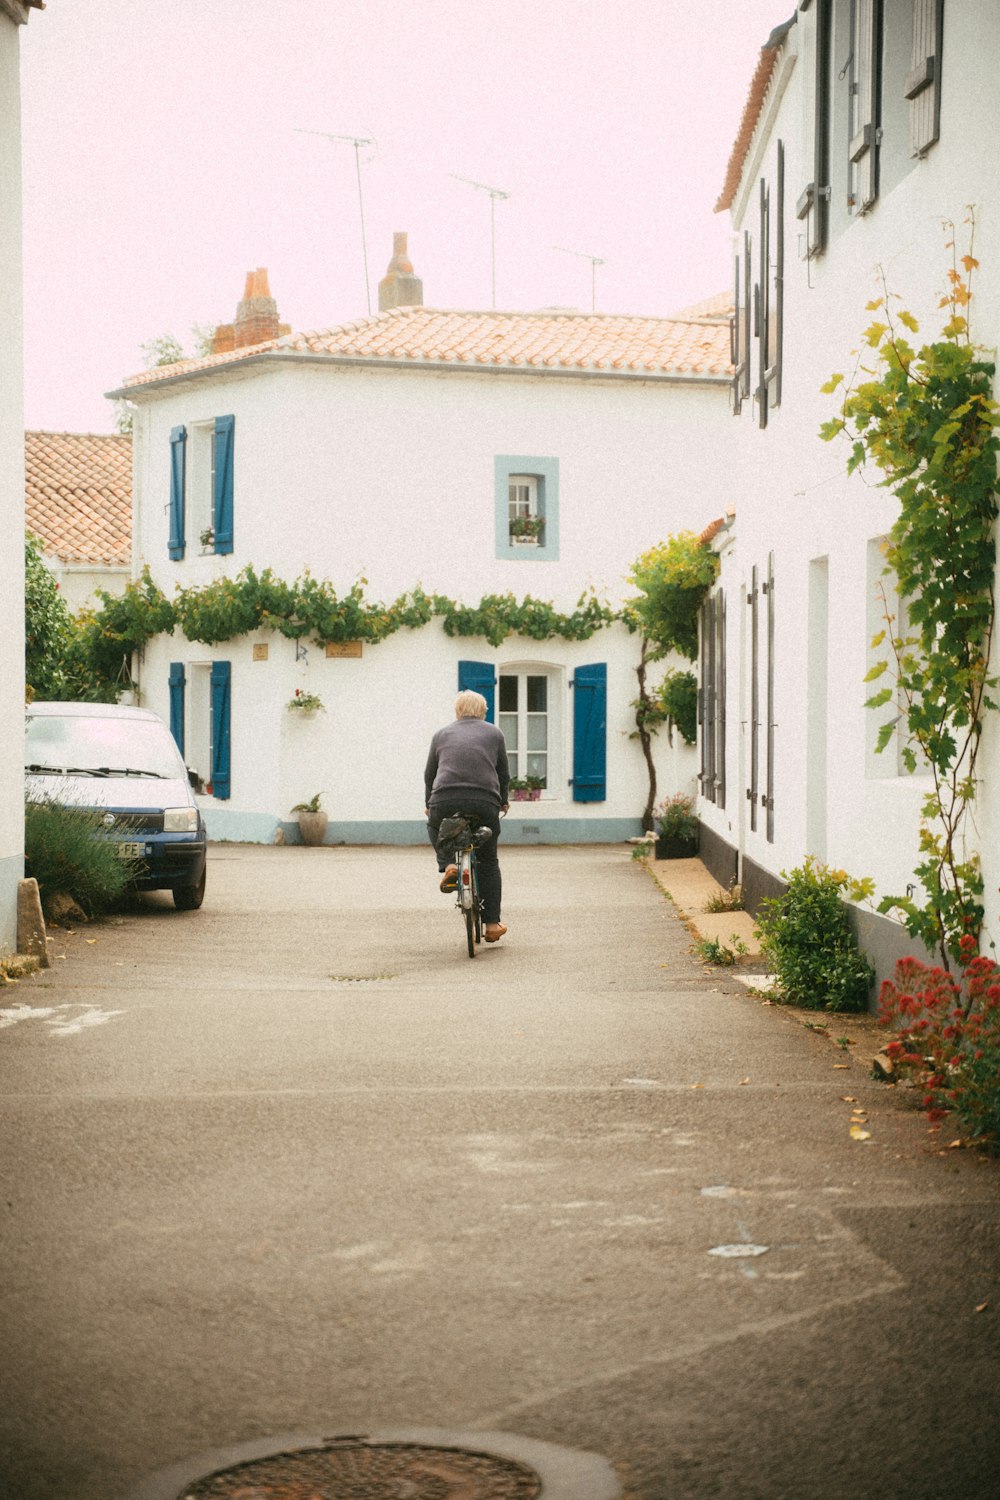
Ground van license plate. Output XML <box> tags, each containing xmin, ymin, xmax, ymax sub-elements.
<box><xmin>117</xmin><ymin>841</ymin><xmax>145</xmax><ymax>858</ymax></box>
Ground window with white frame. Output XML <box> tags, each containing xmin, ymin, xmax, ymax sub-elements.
<box><xmin>188</xmin><ymin>421</ymin><xmax>218</xmax><ymax>549</ymax></box>
<box><xmin>508</xmin><ymin>474</ymin><xmax>543</xmax><ymax>546</ymax></box>
<box><xmin>499</xmin><ymin>669</ymin><xmax>555</xmax><ymax>789</ymax></box>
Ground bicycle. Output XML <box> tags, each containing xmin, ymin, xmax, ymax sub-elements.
<box><xmin>436</xmin><ymin>812</ymin><xmax>494</xmax><ymax>958</ymax></box>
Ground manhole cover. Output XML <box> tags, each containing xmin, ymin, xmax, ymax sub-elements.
<box><xmin>175</xmin><ymin>1437</ymin><xmax>541</xmax><ymax>1498</ymax></box>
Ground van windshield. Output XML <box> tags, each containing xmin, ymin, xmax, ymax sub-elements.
<box><xmin>25</xmin><ymin>714</ymin><xmax>186</xmax><ymax>780</ymax></box>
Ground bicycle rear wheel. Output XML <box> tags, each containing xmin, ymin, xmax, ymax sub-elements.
<box><xmin>464</xmin><ymin>905</ymin><xmax>476</xmax><ymax>958</ymax></box>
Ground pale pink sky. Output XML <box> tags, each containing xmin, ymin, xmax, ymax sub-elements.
<box><xmin>20</xmin><ymin>0</ymin><xmax>784</xmax><ymax>433</ymax></box>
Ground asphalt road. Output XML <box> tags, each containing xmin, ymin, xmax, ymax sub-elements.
<box><xmin>2</xmin><ymin>843</ymin><xmax>999</xmax><ymax>1500</ymax></box>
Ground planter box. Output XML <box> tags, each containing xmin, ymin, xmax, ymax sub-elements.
<box><xmin>655</xmin><ymin>834</ymin><xmax>698</xmax><ymax>859</ymax></box>
<box><xmin>509</xmin><ymin>788</ymin><xmax>542</xmax><ymax>801</ymax></box>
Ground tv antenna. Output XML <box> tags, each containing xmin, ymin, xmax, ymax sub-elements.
<box><xmin>296</xmin><ymin>129</ymin><xmax>377</xmax><ymax>315</ymax></box>
<box><xmin>552</xmin><ymin>246</ymin><xmax>607</xmax><ymax>312</ymax></box>
<box><xmin>450</xmin><ymin>174</ymin><xmax>510</xmax><ymax>309</ymax></box>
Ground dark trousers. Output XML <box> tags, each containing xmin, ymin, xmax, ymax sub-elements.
<box><xmin>427</xmin><ymin>799</ymin><xmax>502</xmax><ymax>925</ymax></box>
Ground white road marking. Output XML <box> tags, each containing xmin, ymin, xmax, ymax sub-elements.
<box><xmin>0</xmin><ymin>1003</ymin><xmax>125</xmax><ymax>1036</ymax></box>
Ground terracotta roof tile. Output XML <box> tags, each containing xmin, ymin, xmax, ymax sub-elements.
<box><xmin>25</xmin><ymin>431</ymin><xmax>131</xmax><ymax>566</ymax></box>
<box><xmin>117</xmin><ymin>307</ymin><xmax>734</xmax><ymax>392</ymax></box>
<box><xmin>715</xmin><ymin>17</ymin><xmax>796</xmax><ymax>214</ymax></box>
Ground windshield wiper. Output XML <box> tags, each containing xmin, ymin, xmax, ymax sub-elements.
<box><xmin>26</xmin><ymin>764</ymin><xmax>112</xmax><ymax>777</ymax></box>
<box><xmin>95</xmin><ymin>767</ymin><xmax>168</xmax><ymax>779</ymax></box>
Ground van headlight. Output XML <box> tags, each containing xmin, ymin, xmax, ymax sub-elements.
<box><xmin>163</xmin><ymin>807</ymin><xmax>199</xmax><ymax>833</ymax></box>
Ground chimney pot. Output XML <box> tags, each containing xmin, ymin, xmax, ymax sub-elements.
<box><xmin>378</xmin><ymin>231</ymin><xmax>423</xmax><ymax>312</ymax></box>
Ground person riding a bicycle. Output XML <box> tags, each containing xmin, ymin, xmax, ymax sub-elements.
<box><xmin>425</xmin><ymin>689</ymin><xmax>509</xmax><ymax>943</ymax></box>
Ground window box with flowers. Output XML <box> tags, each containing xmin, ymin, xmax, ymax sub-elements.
<box><xmin>654</xmin><ymin>792</ymin><xmax>699</xmax><ymax>858</ymax></box>
<box><xmin>287</xmin><ymin>689</ymin><xmax>325</xmax><ymax>719</ymax></box>
<box><xmin>509</xmin><ymin>514</ymin><xmax>545</xmax><ymax>545</ymax></box>
<box><xmin>508</xmin><ymin>775</ymin><xmax>544</xmax><ymax>802</ymax></box>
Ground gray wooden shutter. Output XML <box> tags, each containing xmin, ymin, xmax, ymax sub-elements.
<box><xmin>797</xmin><ymin>0</ymin><xmax>832</xmax><ymax>257</ymax></box>
<box><xmin>849</xmin><ymin>0</ymin><xmax>882</xmax><ymax>214</ymax></box>
<box><xmin>756</xmin><ymin>178</ymin><xmax>770</xmax><ymax>430</ymax></box>
<box><xmin>716</xmin><ymin>591</ymin><xmax>727</xmax><ymax>811</ymax></box>
<box><xmin>731</xmin><ymin>252</ymin><xmax>744</xmax><ymax>415</ymax></box>
<box><xmin>698</xmin><ymin>601</ymin><xmax>710</xmax><ymax>798</ymax></box>
<box><xmin>748</xmin><ymin>567</ymin><xmax>760</xmax><ymax>833</ymax></box>
<box><xmin>741</xmin><ymin>233</ymin><xmax>752</xmax><ymax>400</ymax></box>
<box><xmin>769</xmin><ymin>141</ymin><xmax>784</xmax><ymax>409</ymax></box>
<box><xmin>906</xmin><ymin>0</ymin><xmax>944</xmax><ymax>156</ymax></box>
<box><xmin>765</xmin><ymin>554</ymin><xmax>776</xmax><ymax>843</ymax></box>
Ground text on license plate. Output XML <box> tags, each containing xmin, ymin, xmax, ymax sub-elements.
<box><xmin>117</xmin><ymin>841</ymin><xmax>146</xmax><ymax>858</ymax></box>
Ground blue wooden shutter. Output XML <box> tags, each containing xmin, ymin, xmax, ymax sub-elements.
<box><xmin>572</xmin><ymin>663</ymin><xmax>607</xmax><ymax>802</ymax></box>
<box><xmin>458</xmin><ymin>660</ymin><xmax>496</xmax><ymax>723</ymax></box>
<box><xmin>210</xmin><ymin>661</ymin><xmax>231</xmax><ymax>800</ymax></box>
<box><xmin>168</xmin><ymin>662</ymin><xmax>186</xmax><ymax>756</ymax></box>
<box><xmin>213</xmin><ymin>415</ymin><xmax>235</xmax><ymax>554</ymax></box>
<box><xmin>169</xmin><ymin>426</ymin><xmax>186</xmax><ymax>559</ymax></box>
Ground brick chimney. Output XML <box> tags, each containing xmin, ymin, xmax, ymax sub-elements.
<box><xmin>378</xmin><ymin>232</ymin><xmax>423</xmax><ymax>312</ymax></box>
<box><xmin>211</xmin><ymin>268</ymin><xmax>290</xmax><ymax>353</ymax></box>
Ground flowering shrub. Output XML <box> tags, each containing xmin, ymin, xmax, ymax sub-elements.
<box><xmin>287</xmin><ymin>689</ymin><xmax>325</xmax><ymax>713</ymax></box>
<box><xmin>655</xmin><ymin>792</ymin><xmax>698</xmax><ymax>842</ymax></box>
<box><xmin>755</xmin><ymin>858</ymin><xmax>875</xmax><ymax>1012</ymax></box>
<box><xmin>878</xmin><ymin>951</ymin><xmax>1000</xmax><ymax>1150</ymax></box>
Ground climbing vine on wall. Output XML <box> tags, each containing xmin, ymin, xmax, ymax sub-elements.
<box><xmin>77</xmin><ymin>566</ymin><xmax>617</xmax><ymax>661</ymax></box>
<box><xmin>820</xmin><ymin>219</ymin><xmax>1000</xmax><ymax>969</ymax></box>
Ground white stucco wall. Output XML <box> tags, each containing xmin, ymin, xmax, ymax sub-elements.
<box><xmin>132</xmin><ymin>360</ymin><xmax>734</xmax><ymax>610</ymax></box>
<box><xmin>0</xmin><ymin>11</ymin><xmax>26</xmax><ymax>951</ymax></box>
<box><xmin>704</xmin><ymin>2</ymin><xmax>1000</xmax><ymax>959</ymax></box>
<box><xmin>128</xmin><ymin>358</ymin><xmax>728</xmax><ymax>839</ymax></box>
<box><xmin>46</xmin><ymin>560</ymin><xmax>129</xmax><ymax>614</ymax></box>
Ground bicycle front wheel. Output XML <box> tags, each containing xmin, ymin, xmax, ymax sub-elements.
<box><xmin>465</xmin><ymin>905</ymin><xmax>477</xmax><ymax>958</ymax></box>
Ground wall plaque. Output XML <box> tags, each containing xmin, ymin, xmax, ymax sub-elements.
<box><xmin>325</xmin><ymin>641</ymin><xmax>363</xmax><ymax>659</ymax></box>
<box><xmin>252</xmin><ymin>643</ymin><xmax>269</xmax><ymax>661</ymax></box>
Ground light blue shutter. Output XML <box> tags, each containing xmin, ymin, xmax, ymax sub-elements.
<box><xmin>168</xmin><ymin>662</ymin><xmax>186</xmax><ymax>755</ymax></box>
<box><xmin>458</xmin><ymin>660</ymin><xmax>496</xmax><ymax>723</ymax></box>
<box><xmin>213</xmin><ymin>414</ymin><xmax>235</xmax><ymax>554</ymax></box>
<box><xmin>572</xmin><ymin>663</ymin><xmax>607</xmax><ymax>802</ymax></box>
<box><xmin>210</xmin><ymin>661</ymin><xmax>231</xmax><ymax>800</ymax></box>
<box><xmin>169</xmin><ymin>426</ymin><xmax>186</xmax><ymax>559</ymax></box>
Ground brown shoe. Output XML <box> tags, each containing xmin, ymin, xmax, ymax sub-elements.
<box><xmin>439</xmin><ymin>864</ymin><xmax>458</xmax><ymax>892</ymax></box>
<box><xmin>484</xmin><ymin>923</ymin><xmax>507</xmax><ymax>943</ymax></box>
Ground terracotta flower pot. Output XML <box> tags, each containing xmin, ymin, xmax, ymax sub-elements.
<box><xmin>297</xmin><ymin>810</ymin><xmax>329</xmax><ymax>846</ymax></box>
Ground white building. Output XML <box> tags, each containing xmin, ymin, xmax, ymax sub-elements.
<box><xmin>110</xmin><ymin>257</ymin><xmax>738</xmax><ymax>845</ymax></box>
<box><xmin>699</xmin><ymin>1</ymin><xmax>1000</xmax><ymax>979</ymax></box>
<box><xmin>1</xmin><ymin>0</ymin><xmax>44</xmax><ymax>955</ymax></box>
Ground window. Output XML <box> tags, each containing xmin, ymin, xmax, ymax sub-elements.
<box><xmin>508</xmin><ymin>475</ymin><xmax>543</xmax><ymax>546</ymax></box>
<box><xmin>167</xmin><ymin>415</ymin><xmax>234</xmax><ymax>559</ymax></box>
<box><xmin>494</xmin><ymin>455</ymin><xmax>559</xmax><ymax>561</ymax></box>
<box><xmin>499</xmin><ymin>671</ymin><xmax>551</xmax><ymax>788</ymax></box>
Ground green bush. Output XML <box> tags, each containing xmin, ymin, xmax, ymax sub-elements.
<box><xmin>755</xmin><ymin>858</ymin><xmax>875</xmax><ymax>1012</ymax></box>
<box><xmin>25</xmin><ymin>800</ymin><xmax>140</xmax><ymax>915</ymax></box>
<box><xmin>657</xmin><ymin>668</ymin><xmax>698</xmax><ymax>745</ymax></box>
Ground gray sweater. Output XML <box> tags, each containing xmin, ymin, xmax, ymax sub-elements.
<box><xmin>425</xmin><ymin>718</ymin><xmax>510</xmax><ymax>809</ymax></box>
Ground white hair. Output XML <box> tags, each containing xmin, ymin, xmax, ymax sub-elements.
<box><xmin>455</xmin><ymin>690</ymin><xmax>488</xmax><ymax>720</ymax></box>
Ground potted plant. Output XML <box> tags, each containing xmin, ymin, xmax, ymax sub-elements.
<box><xmin>291</xmin><ymin>792</ymin><xmax>328</xmax><ymax>846</ymax></box>
<box><xmin>508</xmin><ymin>775</ymin><xmax>544</xmax><ymax>802</ymax></box>
<box><xmin>199</xmin><ymin>526</ymin><xmax>215</xmax><ymax>551</ymax></box>
<box><xmin>654</xmin><ymin>791</ymin><xmax>699</xmax><ymax>858</ymax></box>
<box><xmin>287</xmin><ymin>688</ymin><xmax>325</xmax><ymax>717</ymax></box>
<box><xmin>509</xmin><ymin>515</ymin><xmax>545</xmax><ymax>543</ymax></box>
